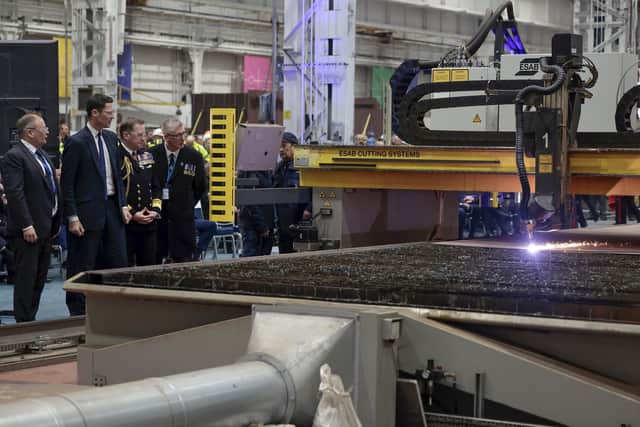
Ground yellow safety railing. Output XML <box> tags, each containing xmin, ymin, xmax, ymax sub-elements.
<box><xmin>208</xmin><ymin>108</ymin><xmax>236</xmax><ymax>222</ymax></box>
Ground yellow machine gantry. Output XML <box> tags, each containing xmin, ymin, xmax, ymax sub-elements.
<box><xmin>295</xmin><ymin>145</ymin><xmax>640</xmax><ymax>195</ymax></box>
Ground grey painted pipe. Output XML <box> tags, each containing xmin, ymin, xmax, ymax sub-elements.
<box><xmin>0</xmin><ymin>360</ymin><xmax>288</xmax><ymax>427</ymax></box>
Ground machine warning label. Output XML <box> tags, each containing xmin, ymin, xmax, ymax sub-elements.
<box><xmin>516</xmin><ymin>58</ymin><xmax>541</xmax><ymax>76</ymax></box>
<box><xmin>337</xmin><ymin>149</ymin><xmax>421</xmax><ymax>159</ymax></box>
<box><xmin>432</xmin><ymin>69</ymin><xmax>451</xmax><ymax>82</ymax></box>
<box><xmin>451</xmin><ymin>69</ymin><xmax>469</xmax><ymax>81</ymax></box>
<box><xmin>472</xmin><ymin>114</ymin><xmax>481</xmax><ymax>123</ymax></box>
<box><xmin>538</xmin><ymin>154</ymin><xmax>553</xmax><ymax>173</ymax></box>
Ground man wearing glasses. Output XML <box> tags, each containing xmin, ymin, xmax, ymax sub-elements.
<box><xmin>61</xmin><ymin>94</ymin><xmax>131</xmax><ymax>316</ymax></box>
<box><xmin>150</xmin><ymin>117</ymin><xmax>206</xmax><ymax>263</ymax></box>
<box><xmin>1</xmin><ymin>113</ymin><xmax>62</xmax><ymax>322</ymax></box>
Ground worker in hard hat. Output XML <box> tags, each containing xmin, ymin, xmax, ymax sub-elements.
<box><xmin>147</xmin><ymin>128</ymin><xmax>164</xmax><ymax>147</ymax></box>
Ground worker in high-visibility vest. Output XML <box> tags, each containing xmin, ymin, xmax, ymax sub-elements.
<box><xmin>58</xmin><ymin>121</ymin><xmax>70</xmax><ymax>155</ymax></box>
<box><xmin>147</xmin><ymin>128</ymin><xmax>164</xmax><ymax>148</ymax></box>
<box><xmin>185</xmin><ymin>134</ymin><xmax>208</xmax><ymax>161</ymax></box>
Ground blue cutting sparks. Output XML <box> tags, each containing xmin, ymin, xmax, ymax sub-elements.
<box><xmin>526</xmin><ymin>241</ymin><xmax>607</xmax><ymax>254</ymax></box>
<box><xmin>527</xmin><ymin>243</ymin><xmax>540</xmax><ymax>254</ymax></box>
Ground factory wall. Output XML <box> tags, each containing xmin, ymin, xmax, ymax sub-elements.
<box><xmin>202</xmin><ymin>51</ymin><xmax>243</xmax><ymax>94</ymax></box>
<box><xmin>120</xmin><ymin>45</ymin><xmax>241</xmax><ymax>127</ymax></box>
<box><xmin>355</xmin><ymin>66</ymin><xmax>372</xmax><ymax>98</ymax></box>
<box><xmin>127</xmin><ymin>49</ymin><xmax>374</xmax><ymax>128</ymax></box>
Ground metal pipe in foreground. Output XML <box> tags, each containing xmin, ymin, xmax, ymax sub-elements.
<box><xmin>0</xmin><ymin>360</ymin><xmax>288</xmax><ymax>427</ymax></box>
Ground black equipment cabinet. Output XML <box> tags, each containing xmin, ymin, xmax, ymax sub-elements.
<box><xmin>0</xmin><ymin>40</ymin><xmax>59</xmax><ymax>165</ymax></box>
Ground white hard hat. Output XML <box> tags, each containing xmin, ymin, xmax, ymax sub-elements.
<box><xmin>152</xmin><ymin>128</ymin><xmax>163</xmax><ymax>137</ymax></box>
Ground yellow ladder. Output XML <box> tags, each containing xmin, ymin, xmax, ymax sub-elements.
<box><xmin>208</xmin><ymin>108</ymin><xmax>236</xmax><ymax>222</ymax></box>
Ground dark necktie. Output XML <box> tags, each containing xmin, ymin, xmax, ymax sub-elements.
<box><xmin>35</xmin><ymin>150</ymin><xmax>56</xmax><ymax>197</ymax></box>
<box><xmin>166</xmin><ymin>153</ymin><xmax>176</xmax><ymax>184</ymax></box>
<box><xmin>96</xmin><ymin>131</ymin><xmax>107</xmax><ymax>199</ymax></box>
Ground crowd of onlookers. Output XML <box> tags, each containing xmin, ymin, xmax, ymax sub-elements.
<box><xmin>458</xmin><ymin>193</ymin><xmax>640</xmax><ymax>239</ymax></box>
<box><xmin>353</xmin><ymin>131</ymin><xmax>407</xmax><ymax>146</ymax></box>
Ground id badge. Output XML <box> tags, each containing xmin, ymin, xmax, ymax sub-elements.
<box><xmin>162</xmin><ymin>188</ymin><xmax>170</xmax><ymax>200</ymax></box>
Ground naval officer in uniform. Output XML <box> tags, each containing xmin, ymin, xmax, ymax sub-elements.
<box><xmin>118</xmin><ymin>118</ymin><xmax>161</xmax><ymax>266</ymax></box>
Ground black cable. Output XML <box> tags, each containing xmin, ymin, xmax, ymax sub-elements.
<box><xmin>581</xmin><ymin>56</ymin><xmax>598</xmax><ymax>89</ymax></box>
<box><xmin>514</xmin><ymin>57</ymin><xmax>566</xmax><ymax>224</ymax></box>
<box><xmin>393</xmin><ymin>1</ymin><xmax>520</xmax><ymax>134</ymax></box>
<box><xmin>615</xmin><ymin>60</ymin><xmax>640</xmax><ymax>103</ymax></box>
<box><xmin>615</xmin><ymin>85</ymin><xmax>640</xmax><ymax>132</ymax></box>
<box><xmin>418</xmin><ymin>1</ymin><xmax>517</xmax><ymax>69</ymax></box>
<box><xmin>465</xmin><ymin>1</ymin><xmax>515</xmax><ymax>58</ymax></box>
<box><xmin>563</xmin><ymin>55</ymin><xmax>598</xmax><ymax>89</ymax></box>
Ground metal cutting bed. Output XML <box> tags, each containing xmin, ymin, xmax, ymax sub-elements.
<box><xmin>83</xmin><ymin>238</ymin><xmax>640</xmax><ymax>324</ymax></box>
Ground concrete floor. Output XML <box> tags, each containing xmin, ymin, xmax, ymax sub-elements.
<box><xmin>0</xmin><ymin>268</ymin><xmax>67</xmax><ymax>325</ymax></box>
<box><xmin>0</xmin><ymin>362</ymin><xmax>78</xmax><ymax>386</ymax></box>
<box><xmin>0</xmin><ymin>362</ymin><xmax>83</xmax><ymax>396</ymax></box>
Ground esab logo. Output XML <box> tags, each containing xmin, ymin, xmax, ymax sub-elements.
<box><xmin>516</xmin><ymin>57</ymin><xmax>541</xmax><ymax>76</ymax></box>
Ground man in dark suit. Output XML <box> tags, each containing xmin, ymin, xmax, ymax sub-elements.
<box><xmin>118</xmin><ymin>117</ymin><xmax>161</xmax><ymax>266</ymax></box>
<box><xmin>150</xmin><ymin>117</ymin><xmax>206</xmax><ymax>263</ymax></box>
<box><xmin>61</xmin><ymin>94</ymin><xmax>132</xmax><ymax>315</ymax></box>
<box><xmin>1</xmin><ymin>113</ymin><xmax>62</xmax><ymax>322</ymax></box>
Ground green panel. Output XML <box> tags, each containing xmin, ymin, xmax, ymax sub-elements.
<box><xmin>371</xmin><ymin>66</ymin><xmax>394</xmax><ymax>106</ymax></box>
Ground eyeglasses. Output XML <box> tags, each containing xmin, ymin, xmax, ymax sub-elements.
<box><xmin>124</xmin><ymin>131</ymin><xmax>145</xmax><ymax>138</ymax></box>
<box><xmin>165</xmin><ymin>132</ymin><xmax>185</xmax><ymax>139</ymax></box>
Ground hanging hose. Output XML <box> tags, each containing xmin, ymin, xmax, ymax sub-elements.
<box><xmin>513</xmin><ymin>57</ymin><xmax>566</xmax><ymax>231</ymax></box>
<box><xmin>392</xmin><ymin>1</ymin><xmax>521</xmax><ymax>134</ymax></box>
<box><xmin>464</xmin><ymin>1</ymin><xmax>517</xmax><ymax>59</ymax></box>
<box><xmin>429</xmin><ymin>1</ymin><xmax>518</xmax><ymax>68</ymax></box>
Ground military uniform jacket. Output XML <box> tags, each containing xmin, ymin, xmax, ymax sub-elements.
<box><xmin>117</xmin><ymin>144</ymin><xmax>161</xmax><ymax>232</ymax></box>
<box><xmin>150</xmin><ymin>144</ymin><xmax>206</xmax><ymax>260</ymax></box>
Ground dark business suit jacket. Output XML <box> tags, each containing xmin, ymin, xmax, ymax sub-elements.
<box><xmin>150</xmin><ymin>144</ymin><xmax>206</xmax><ymax>260</ymax></box>
<box><xmin>61</xmin><ymin>127</ymin><xmax>126</xmax><ymax>231</ymax></box>
<box><xmin>1</xmin><ymin>142</ymin><xmax>62</xmax><ymax>238</ymax></box>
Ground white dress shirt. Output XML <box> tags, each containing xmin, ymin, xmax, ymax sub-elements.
<box><xmin>87</xmin><ymin>123</ymin><xmax>115</xmax><ymax>196</ymax></box>
<box><xmin>163</xmin><ymin>143</ymin><xmax>180</xmax><ymax>165</ymax></box>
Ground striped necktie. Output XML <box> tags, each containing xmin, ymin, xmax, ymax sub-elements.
<box><xmin>35</xmin><ymin>150</ymin><xmax>56</xmax><ymax>197</ymax></box>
